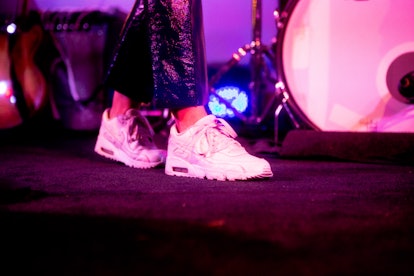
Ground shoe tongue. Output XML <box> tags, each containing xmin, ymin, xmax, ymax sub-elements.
<box><xmin>194</xmin><ymin>115</ymin><xmax>241</xmax><ymax>154</ymax></box>
<box><xmin>176</xmin><ymin>115</ymin><xmax>236</xmax><ymax>139</ymax></box>
<box><xmin>194</xmin><ymin>115</ymin><xmax>238</xmax><ymax>139</ymax></box>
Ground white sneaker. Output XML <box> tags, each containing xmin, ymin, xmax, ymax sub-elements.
<box><xmin>94</xmin><ymin>108</ymin><xmax>166</xmax><ymax>169</ymax></box>
<box><xmin>165</xmin><ymin>115</ymin><xmax>273</xmax><ymax>181</ymax></box>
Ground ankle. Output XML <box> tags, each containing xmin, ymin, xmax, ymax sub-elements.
<box><xmin>109</xmin><ymin>91</ymin><xmax>141</xmax><ymax>119</ymax></box>
<box><xmin>108</xmin><ymin>107</ymin><xmax>129</xmax><ymax>119</ymax></box>
<box><xmin>172</xmin><ymin>106</ymin><xmax>208</xmax><ymax>133</ymax></box>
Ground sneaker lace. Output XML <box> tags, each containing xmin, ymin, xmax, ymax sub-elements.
<box><xmin>196</xmin><ymin>118</ymin><xmax>241</xmax><ymax>156</ymax></box>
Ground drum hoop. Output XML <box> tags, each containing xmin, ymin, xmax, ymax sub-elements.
<box><xmin>275</xmin><ymin>0</ymin><xmax>414</xmax><ymax>132</ymax></box>
<box><xmin>275</xmin><ymin>0</ymin><xmax>320</xmax><ymax>131</ymax></box>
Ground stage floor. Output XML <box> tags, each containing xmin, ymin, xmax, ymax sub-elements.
<box><xmin>1</xmin><ymin>123</ymin><xmax>413</xmax><ymax>275</ymax></box>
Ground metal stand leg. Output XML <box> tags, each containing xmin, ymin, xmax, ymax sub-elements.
<box><xmin>209</xmin><ymin>0</ymin><xmax>303</xmax><ymax>145</ymax></box>
<box><xmin>273</xmin><ymin>81</ymin><xmax>301</xmax><ymax>145</ymax></box>
<box><xmin>209</xmin><ymin>0</ymin><xmax>279</xmax><ymax>125</ymax></box>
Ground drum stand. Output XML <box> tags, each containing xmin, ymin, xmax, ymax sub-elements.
<box><xmin>208</xmin><ymin>0</ymin><xmax>300</xmax><ymax>144</ymax></box>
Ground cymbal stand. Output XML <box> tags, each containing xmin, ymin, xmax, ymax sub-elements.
<box><xmin>209</xmin><ymin>0</ymin><xmax>278</xmax><ymax>125</ymax></box>
<box><xmin>209</xmin><ymin>0</ymin><xmax>301</xmax><ymax>144</ymax></box>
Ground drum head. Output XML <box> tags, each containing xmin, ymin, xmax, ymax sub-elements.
<box><xmin>277</xmin><ymin>0</ymin><xmax>414</xmax><ymax>132</ymax></box>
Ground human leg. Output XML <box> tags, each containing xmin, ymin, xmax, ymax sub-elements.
<box><xmin>171</xmin><ymin>106</ymin><xmax>208</xmax><ymax>133</ymax></box>
<box><xmin>148</xmin><ymin>1</ymin><xmax>273</xmax><ymax>180</ymax></box>
<box><xmin>95</xmin><ymin>0</ymin><xmax>273</xmax><ymax>179</ymax></box>
<box><xmin>108</xmin><ymin>91</ymin><xmax>140</xmax><ymax>118</ymax></box>
<box><xmin>94</xmin><ymin>0</ymin><xmax>166</xmax><ymax>168</ymax></box>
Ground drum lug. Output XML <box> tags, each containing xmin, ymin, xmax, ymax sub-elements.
<box><xmin>273</xmin><ymin>9</ymin><xmax>288</xmax><ymax>30</ymax></box>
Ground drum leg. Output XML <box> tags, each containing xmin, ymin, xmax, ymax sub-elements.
<box><xmin>274</xmin><ymin>85</ymin><xmax>301</xmax><ymax>145</ymax></box>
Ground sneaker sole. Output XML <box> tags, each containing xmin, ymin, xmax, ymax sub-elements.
<box><xmin>165</xmin><ymin>156</ymin><xmax>273</xmax><ymax>181</ymax></box>
<box><xmin>94</xmin><ymin>135</ymin><xmax>164</xmax><ymax>169</ymax></box>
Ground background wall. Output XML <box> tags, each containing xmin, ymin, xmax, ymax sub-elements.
<box><xmin>1</xmin><ymin>0</ymin><xmax>281</xmax><ymax>64</ymax></box>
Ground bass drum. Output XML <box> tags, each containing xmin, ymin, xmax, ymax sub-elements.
<box><xmin>276</xmin><ymin>0</ymin><xmax>414</xmax><ymax>132</ymax></box>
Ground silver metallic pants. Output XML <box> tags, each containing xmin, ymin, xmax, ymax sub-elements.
<box><xmin>105</xmin><ymin>0</ymin><xmax>208</xmax><ymax>109</ymax></box>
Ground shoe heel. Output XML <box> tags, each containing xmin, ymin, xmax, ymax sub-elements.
<box><xmin>94</xmin><ymin>136</ymin><xmax>116</xmax><ymax>160</ymax></box>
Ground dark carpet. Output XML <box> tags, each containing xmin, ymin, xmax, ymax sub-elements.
<box><xmin>0</xmin><ymin>121</ymin><xmax>413</xmax><ymax>275</ymax></box>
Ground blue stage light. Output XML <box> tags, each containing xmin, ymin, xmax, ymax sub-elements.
<box><xmin>208</xmin><ymin>86</ymin><xmax>248</xmax><ymax>118</ymax></box>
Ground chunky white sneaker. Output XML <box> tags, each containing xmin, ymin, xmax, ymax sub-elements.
<box><xmin>165</xmin><ymin>115</ymin><xmax>273</xmax><ymax>181</ymax></box>
<box><xmin>94</xmin><ymin>108</ymin><xmax>166</xmax><ymax>169</ymax></box>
